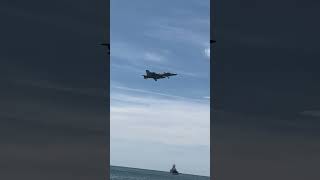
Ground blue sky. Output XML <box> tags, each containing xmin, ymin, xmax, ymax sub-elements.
<box><xmin>110</xmin><ymin>0</ymin><xmax>210</xmax><ymax>176</ymax></box>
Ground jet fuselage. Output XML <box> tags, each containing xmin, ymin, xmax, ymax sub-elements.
<box><xmin>143</xmin><ymin>70</ymin><xmax>177</xmax><ymax>81</ymax></box>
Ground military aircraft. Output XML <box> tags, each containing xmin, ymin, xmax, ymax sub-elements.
<box><xmin>142</xmin><ymin>70</ymin><xmax>177</xmax><ymax>81</ymax></box>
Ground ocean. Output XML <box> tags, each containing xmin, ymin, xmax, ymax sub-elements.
<box><xmin>110</xmin><ymin>166</ymin><xmax>210</xmax><ymax>180</ymax></box>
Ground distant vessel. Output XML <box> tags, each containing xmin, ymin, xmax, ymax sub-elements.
<box><xmin>170</xmin><ymin>164</ymin><xmax>179</xmax><ymax>175</ymax></box>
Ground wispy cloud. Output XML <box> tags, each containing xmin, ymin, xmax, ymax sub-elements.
<box><xmin>143</xmin><ymin>52</ymin><xmax>166</xmax><ymax>62</ymax></box>
<box><xmin>204</xmin><ymin>47</ymin><xmax>210</xmax><ymax>58</ymax></box>
<box><xmin>145</xmin><ymin>24</ymin><xmax>208</xmax><ymax>48</ymax></box>
<box><xmin>144</xmin><ymin>14</ymin><xmax>209</xmax><ymax>48</ymax></box>
<box><xmin>111</xmin><ymin>41</ymin><xmax>167</xmax><ymax>64</ymax></box>
<box><xmin>111</xmin><ymin>63</ymin><xmax>143</xmax><ymax>73</ymax></box>
<box><xmin>110</xmin><ymin>88</ymin><xmax>210</xmax><ymax>146</ymax></box>
<box><xmin>110</xmin><ymin>41</ymin><xmax>207</xmax><ymax>78</ymax></box>
<box><xmin>112</xmin><ymin>85</ymin><xmax>208</xmax><ymax>103</ymax></box>
<box><xmin>143</xmin><ymin>15</ymin><xmax>209</xmax><ymax>63</ymax></box>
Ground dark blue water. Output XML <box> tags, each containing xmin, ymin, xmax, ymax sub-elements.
<box><xmin>110</xmin><ymin>166</ymin><xmax>210</xmax><ymax>180</ymax></box>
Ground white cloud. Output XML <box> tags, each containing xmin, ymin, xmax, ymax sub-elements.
<box><xmin>112</xmin><ymin>85</ymin><xmax>209</xmax><ymax>103</ymax></box>
<box><xmin>145</xmin><ymin>24</ymin><xmax>208</xmax><ymax>48</ymax></box>
<box><xmin>111</xmin><ymin>63</ymin><xmax>143</xmax><ymax>73</ymax></box>
<box><xmin>144</xmin><ymin>16</ymin><xmax>209</xmax><ymax>49</ymax></box>
<box><xmin>110</xmin><ymin>44</ymin><xmax>207</xmax><ymax>79</ymax></box>
<box><xmin>109</xmin><ymin>41</ymin><xmax>210</xmax><ymax>77</ymax></box>
<box><xmin>110</xmin><ymin>42</ymin><xmax>140</xmax><ymax>61</ymax></box>
<box><xmin>204</xmin><ymin>47</ymin><xmax>210</xmax><ymax>58</ymax></box>
<box><xmin>112</xmin><ymin>85</ymin><xmax>186</xmax><ymax>100</ymax></box>
<box><xmin>144</xmin><ymin>17</ymin><xmax>210</xmax><ymax>61</ymax></box>
<box><xmin>110</xmin><ymin>91</ymin><xmax>210</xmax><ymax>146</ymax></box>
<box><xmin>143</xmin><ymin>52</ymin><xmax>166</xmax><ymax>62</ymax></box>
<box><xmin>111</xmin><ymin>41</ymin><xmax>167</xmax><ymax>64</ymax></box>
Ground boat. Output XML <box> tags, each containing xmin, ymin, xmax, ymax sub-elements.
<box><xmin>170</xmin><ymin>164</ymin><xmax>179</xmax><ymax>175</ymax></box>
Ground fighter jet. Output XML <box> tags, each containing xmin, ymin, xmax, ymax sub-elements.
<box><xmin>142</xmin><ymin>70</ymin><xmax>177</xmax><ymax>81</ymax></box>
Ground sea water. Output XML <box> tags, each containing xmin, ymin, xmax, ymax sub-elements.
<box><xmin>110</xmin><ymin>166</ymin><xmax>210</xmax><ymax>180</ymax></box>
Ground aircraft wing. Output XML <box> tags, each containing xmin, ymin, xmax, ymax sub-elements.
<box><xmin>162</xmin><ymin>72</ymin><xmax>177</xmax><ymax>77</ymax></box>
<box><xmin>156</xmin><ymin>74</ymin><xmax>166</xmax><ymax>79</ymax></box>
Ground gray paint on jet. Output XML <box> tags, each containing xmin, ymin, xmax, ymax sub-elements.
<box><xmin>142</xmin><ymin>70</ymin><xmax>177</xmax><ymax>81</ymax></box>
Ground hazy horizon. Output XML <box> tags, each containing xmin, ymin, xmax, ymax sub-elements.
<box><xmin>110</xmin><ymin>165</ymin><xmax>210</xmax><ymax>177</ymax></box>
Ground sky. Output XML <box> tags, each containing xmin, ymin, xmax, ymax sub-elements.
<box><xmin>110</xmin><ymin>0</ymin><xmax>210</xmax><ymax>176</ymax></box>
<box><xmin>0</xmin><ymin>0</ymin><xmax>108</xmax><ymax>179</ymax></box>
<box><xmin>212</xmin><ymin>0</ymin><xmax>320</xmax><ymax>179</ymax></box>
